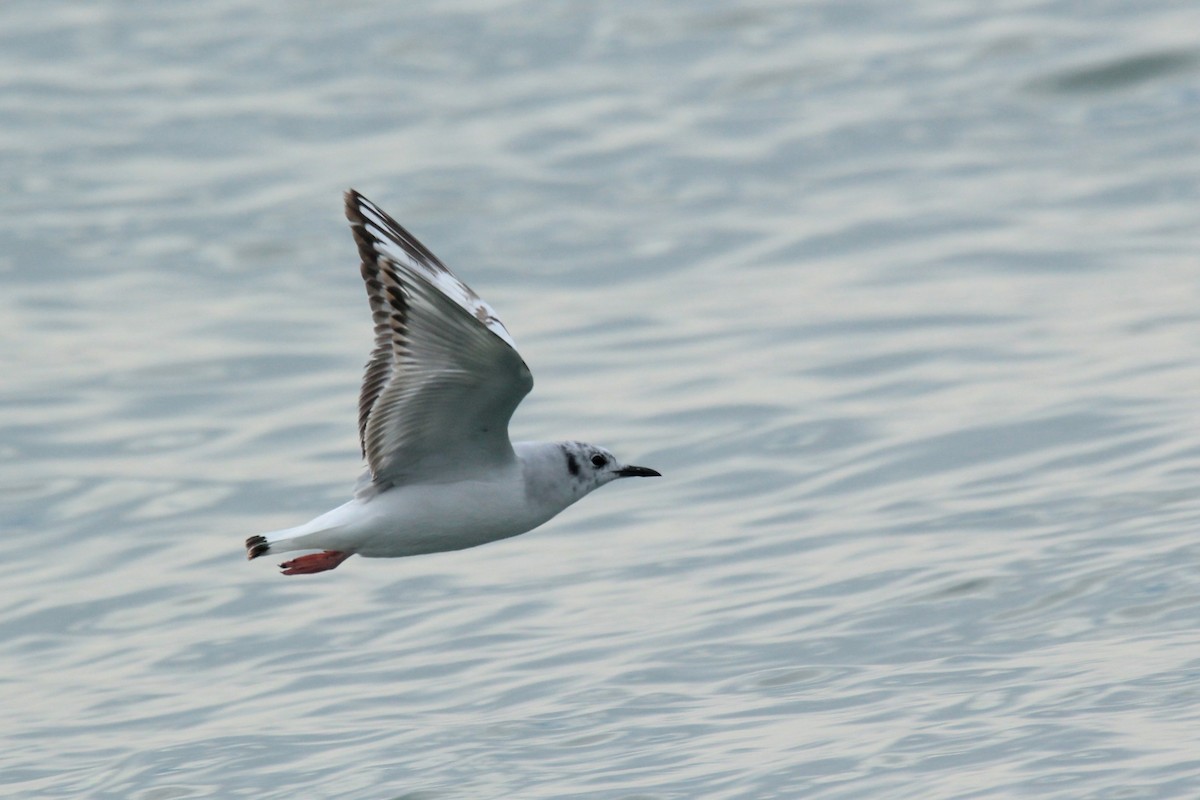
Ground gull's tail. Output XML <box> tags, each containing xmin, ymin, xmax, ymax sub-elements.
<box><xmin>245</xmin><ymin>534</ymin><xmax>272</xmax><ymax>560</ymax></box>
<box><xmin>244</xmin><ymin>501</ymin><xmax>360</xmax><ymax>573</ymax></box>
<box><xmin>244</xmin><ymin>522</ymin><xmax>345</xmax><ymax>560</ymax></box>
<box><xmin>244</xmin><ymin>524</ymin><xmax>355</xmax><ymax>576</ymax></box>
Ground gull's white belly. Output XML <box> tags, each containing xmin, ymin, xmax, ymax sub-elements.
<box><xmin>311</xmin><ymin>473</ymin><xmax>560</xmax><ymax>558</ymax></box>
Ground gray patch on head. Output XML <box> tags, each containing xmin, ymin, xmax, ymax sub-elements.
<box><xmin>560</xmin><ymin>444</ymin><xmax>581</xmax><ymax>477</ymax></box>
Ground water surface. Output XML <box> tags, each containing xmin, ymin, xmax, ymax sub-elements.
<box><xmin>3</xmin><ymin>1</ymin><xmax>1200</xmax><ymax>798</ymax></box>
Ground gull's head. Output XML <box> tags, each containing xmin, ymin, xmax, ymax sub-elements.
<box><xmin>558</xmin><ymin>442</ymin><xmax>661</xmax><ymax>492</ymax></box>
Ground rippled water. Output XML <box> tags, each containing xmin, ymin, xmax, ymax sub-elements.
<box><xmin>4</xmin><ymin>1</ymin><xmax>1200</xmax><ymax>798</ymax></box>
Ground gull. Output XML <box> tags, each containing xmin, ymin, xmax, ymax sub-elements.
<box><xmin>245</xmin><ymin>191</ymin><xmax>660</xmax><ymax>575</ymax></box>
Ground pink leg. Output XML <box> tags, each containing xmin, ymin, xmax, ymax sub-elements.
<box><xmin>279</xmin><ymin>550</ymin><xmax>352</xmax><ymax>575</ymax></box>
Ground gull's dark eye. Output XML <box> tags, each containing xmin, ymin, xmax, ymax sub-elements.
<box><xmin>591</xmin><ymin>454</ymin><xmax>607</xmax><ymax>468</ymax></box>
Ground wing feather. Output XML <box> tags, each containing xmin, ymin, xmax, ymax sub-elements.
<box><xmin>345</xmin><ymin>190</ymin><xmax>533</xmax><ymax>490</ymax></box>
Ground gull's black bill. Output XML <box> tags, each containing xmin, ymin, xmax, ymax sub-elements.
<box><xmin>616</xmin><ymin>465</ymin><xmax>662</xmax><ymax>478</ymax></box>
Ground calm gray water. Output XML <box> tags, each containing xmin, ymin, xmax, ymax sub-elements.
<box><xmin>4</xmin><ymin>1</ymin><xmax>1200</xmax><ymax>798</ymax></box>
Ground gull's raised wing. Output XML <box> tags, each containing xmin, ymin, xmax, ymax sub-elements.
<box><xmin>345</xmin><ymin>190</ymin><xmax>533</xmax><ymax>490</ymax></box>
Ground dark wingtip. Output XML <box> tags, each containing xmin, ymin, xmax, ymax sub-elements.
<box><xmin>344</xmin><ymin>188</ymin><xmax>364</xmax><ymax>222</ymax></box>
<box><xmin>344</xmin><ymin>190</ymin><xmax>375</xmax><ymax>263</ymax></box>
<box><xmin>245</xmin><ymin>535</ymin><xmax>270</xmax><ymax>560</ymax></box>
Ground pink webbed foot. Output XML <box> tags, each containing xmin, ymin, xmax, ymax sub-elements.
<box><xmin>279</xmin><ymin>550</ymin><xmax>352</xmax><ymax>575</ymax></box>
